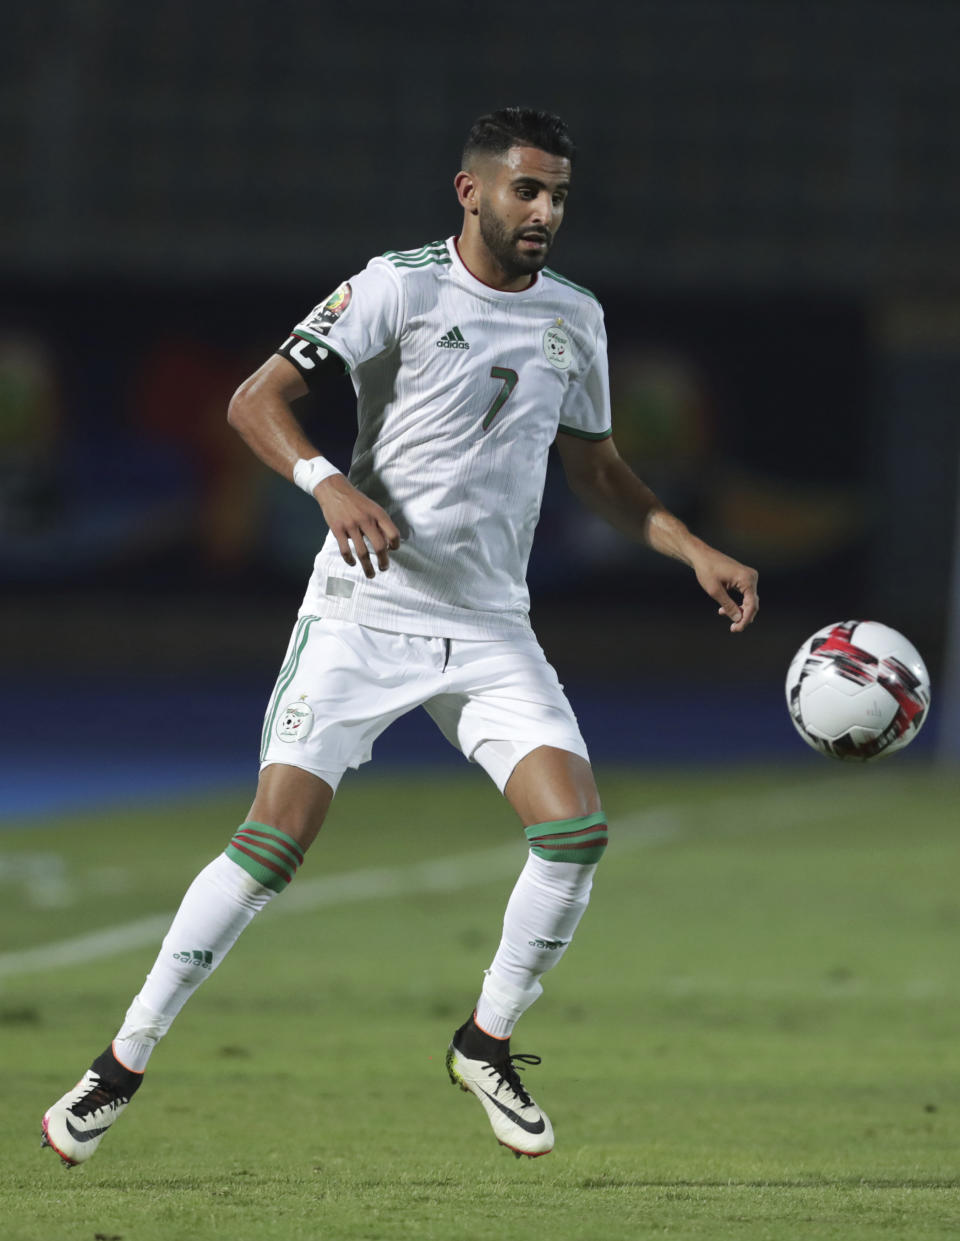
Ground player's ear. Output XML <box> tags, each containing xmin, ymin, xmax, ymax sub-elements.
<box><xmin>454</xmin><ymin>169</ymin><xmax>480</xmax><ymax>215</ymax></box>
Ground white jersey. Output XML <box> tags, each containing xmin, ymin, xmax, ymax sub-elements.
<box><xmin>278</xmin><ymin>236</ymin><xmax>611</xmax><ymax>640</ymax></box>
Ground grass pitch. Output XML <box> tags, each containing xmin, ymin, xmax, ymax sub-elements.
<box><xmin>3</xmin><ymin>763</ymin><xmax>960</xmax><ymax>1240</ymax></box>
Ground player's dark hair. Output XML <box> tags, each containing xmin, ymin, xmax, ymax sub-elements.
<box><xmin>462</xmin><ymin>107</ymin><xmax>575</xmax><ymax>168</ymax></box>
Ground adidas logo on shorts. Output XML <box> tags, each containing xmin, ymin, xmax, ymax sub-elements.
<box><xmin>437</xmin><ymin>326</ymin><xmax>470</xmax><ymax>350</ymax></box>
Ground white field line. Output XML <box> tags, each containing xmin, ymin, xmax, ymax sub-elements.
<box><xmin>0</xmin><ymin>914</ymin><xmax>175</xmax><ymax>980</ymax></box>
<box><xmin>0</xmin><ymin>779</ymin><xmax>831</xmax><ymax>983</ymax></box>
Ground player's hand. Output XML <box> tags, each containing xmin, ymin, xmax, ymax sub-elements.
<box><xmin>314</xmin><ymin>475</ymin><xmax>401</xmax><ymax>578</ymax></box>
<box><xmin>690</xmin><ymin>546</ymin><xmax>759</xmax><ymax>633</ymax></box>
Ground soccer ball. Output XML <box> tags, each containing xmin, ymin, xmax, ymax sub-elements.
<box><xmin>785</xmin><ymin>620</ymin><xmax>931</xmax><ymax>761</ymax></box>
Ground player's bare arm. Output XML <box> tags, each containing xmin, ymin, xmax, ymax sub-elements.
<box><xmin>556</xmin><ymin>433</ymin><xmax>759</xmax><ymax>632</ymax></box>
<box><xmin>228</xmin><ymin>354</ymin><xmax>400</xmax><ymax>577</ymax></box>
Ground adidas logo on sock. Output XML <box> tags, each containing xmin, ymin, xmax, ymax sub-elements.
<box><xmin>437</xmin><ymin>325</ymin><xmax>470</xmax><ymax>350</ymax></box>
<box><xmin>173</xmin><ymin>949</ymin><xmax>213</xmax><ymax>968</ymax></box>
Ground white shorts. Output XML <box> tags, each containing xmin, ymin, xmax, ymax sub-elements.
<box><xmin>259</xmin><ymin>616</ymin><xmax>589</xmax><ymax>794</ymax></box>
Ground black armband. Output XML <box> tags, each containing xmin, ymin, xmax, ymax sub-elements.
<box><xmin>276</xmin><ymin>333</ymin><xmax>329</xmax><ymax>383</ymax></box>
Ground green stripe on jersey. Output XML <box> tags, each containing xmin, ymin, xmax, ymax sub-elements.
<box><xmin>383</xmin><ymin>240</ymin><xmax>450</xmax><ymax>268</ymax></box>
<box><xmin>525</xmin><ymin>812</ymin><xmax>608</xmax><ymax>864</ymax></box>
<box><xmin>543</xmin><ymin>267</ymin><xmax>599</xmax><ymax>302</ymax></box>
<box><xmin>383</xmin><ymin>239</ymin><xmax>448</xmax><ymax>261</ymax></box>
<box><xmin>557</xmin><ymin>424</ymin><xmax>613</xmax><ymax>441</ymax></box>
<box><xmin>387</xmin><ymin>254</ymin><xmax>452</xmax><ymax>269</ymax></box>
<box><xmin>383</xmin><ymin>240</ymin><xmax>445</xmax><ymax>257</ymax></box>
<box><xmin>384</xmin><ymin>246</ymin><xmax>448</xmax><ymax>262</ymax></box>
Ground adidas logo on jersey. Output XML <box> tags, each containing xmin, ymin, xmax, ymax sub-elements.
<box><xmin>437</xmin><ymin>326</ymin><xmax>470</xmax><ymax>350</ymax></box>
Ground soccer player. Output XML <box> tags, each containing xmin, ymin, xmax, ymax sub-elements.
<box><xmin>42</xmin><ymin>108</ymin><xmax>758</xmax><ymax>1164</ymax></box>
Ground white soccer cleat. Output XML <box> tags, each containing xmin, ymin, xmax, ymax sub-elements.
<box><xmin>41</xmin><ymin>1047</ymin><xmax>143</xmax><ymax>1167</ymax></box>
<box><xmin>446</xmin><ymin>1026</ymin><xmax>554</xmax><ymax>1158</ymax></box>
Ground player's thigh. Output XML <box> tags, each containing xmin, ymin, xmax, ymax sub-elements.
<box><xmin>259</xmin><ymin>616</ymin><xmax>445</xmax><ymax>847</ymax></box>
<box><xmin>426</xmin><ymin>634</ymin><xmax>595</xmax><ymax>817</ymax></box>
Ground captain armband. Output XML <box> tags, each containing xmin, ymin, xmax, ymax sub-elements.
<box><xmin>277</xmin><ymin>333</ymin><xmax>330</xmax><ymax>381</ymax></box>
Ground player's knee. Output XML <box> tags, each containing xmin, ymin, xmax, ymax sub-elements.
<box><xmin>250</xmin><ymin>763</ymin><xmax>334</xmax><ymax>851</ymax></box>
<box><xmin>524</xmin><ymin>812</ymin><xmax>608</xmax><ymax>865</ymax></box>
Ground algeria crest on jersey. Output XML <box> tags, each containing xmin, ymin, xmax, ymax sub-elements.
<box><xmin>543</xmin><ymin>323</ymin><xmax>572</xmax><ymax>370</ymax></box>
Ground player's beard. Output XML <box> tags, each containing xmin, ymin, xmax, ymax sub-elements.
<box><xmin>478</xmin><ymin>201</ymin><xmax>552</xmax><ymax>281</ymax></box>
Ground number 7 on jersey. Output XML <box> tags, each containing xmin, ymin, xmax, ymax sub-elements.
<box><xmin>482</xmin><ymin>367</ymin><xmax>519</xmax><ymax>432</ymax></box>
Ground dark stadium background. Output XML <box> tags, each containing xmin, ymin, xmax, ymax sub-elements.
<box><xmin>2</xmin><ymin>0</ymin><xmax>959</xmax><ymax>817</ymax></box>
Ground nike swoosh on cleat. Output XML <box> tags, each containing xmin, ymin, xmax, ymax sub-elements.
<box><xmin>478</xmin><ymin>1088</ymin><xmax>547</xmax><ymax>1135</ymax></box>
<box><xmin>65</xmin><ymin>1118</ymin><xmax>110</xmax><ymax>1142</ymax></box>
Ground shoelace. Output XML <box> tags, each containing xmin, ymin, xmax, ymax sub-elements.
<box><xmin>484</xmin><ymin>1053</ymin><xmax>542</xmax><ymax>1109</ymax></box>
<box><xmin>71</xmin><ymin>1075</ymin><xmax>128</xmax><ymax>1118</ymax></box>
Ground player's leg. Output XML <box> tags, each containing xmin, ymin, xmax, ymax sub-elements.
<box><xmin>41</xmin><ymin>763</ymin><xmax>334</xmax><ymax>1168</ymax></box>
<box><xmin>41</xmin><ymin>614</ymin><xmax>407</xmax><ymax>1167</ymax></box>
<box><xmin>111</xmin><ymin>762</ymin><xmax>334</xmax><ymax>1071</ymax></box>
<box><xmin>428</xmin><ymin>638</ymin><xmax>606</xmax><ymax>1156</ymax></box>
<box><xmin>445</xmin><ymin>746</ymin><xmax>605</xmax><ymax>1157</ymax></box>
<box><xmin>474</xmin><ymin>743</ymin><xmax>604</xmax><ymax>1038</ymax></box>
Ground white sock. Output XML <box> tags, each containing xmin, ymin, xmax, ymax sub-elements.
<box><xmin>475</xmin><ymin>852</ymin><xmax>597</xmax><ymax>1038</ymax></box>
<box><xmin>113</xmin><ymin>854</ymin><xmax>274</xmax><ymax>1071</ymax></box>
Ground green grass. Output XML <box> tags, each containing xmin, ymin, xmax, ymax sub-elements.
<box><xmin>3</xmin><ymin>764</ymin><xmax>960</xmax><ymax>1239</ymax></box>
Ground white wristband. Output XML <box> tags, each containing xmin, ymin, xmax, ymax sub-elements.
<box><xmin>292</xmin><ymin>456</ymin><xmax>342</xmax><ymax>495</ymax></box>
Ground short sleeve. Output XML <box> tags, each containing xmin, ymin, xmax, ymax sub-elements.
<box><xmin>556</xmin><ymin>313</ymin><xmax>613</xmax><ymax>441</ymax></box>
<box><xmin>280</xmin><ymin>258</ymin><xmax>403</xmax><ymax>376</ymax></box>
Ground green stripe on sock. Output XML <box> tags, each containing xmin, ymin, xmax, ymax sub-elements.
<box><xmin>225</xmin><ymin>821</ymin><xmax>304</xmax><ymax>892</ymax></box>
<box><xmin>524</xmin><ymin>812</ymin><xmax>608</xmax><ymax>864</ymax></box>
<box><xmin>524</xmin><ymin>812</ymin><xmax>606</xmax><ymax>837</ymax></box>
<box><xmin>235</xmin><ymin>823</ymin><xmax>304</xmax><ymax>868</ymax></box>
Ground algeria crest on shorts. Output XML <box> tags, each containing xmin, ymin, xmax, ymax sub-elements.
<box><xmin>277</xmin><ymin>701</ymin><xmax>314</xmax><ymax>743</ymax></box>
<box><xmin>543</xmin><ymin>324</ymin><xmax>572</xmax><ymax>370</ymax></box>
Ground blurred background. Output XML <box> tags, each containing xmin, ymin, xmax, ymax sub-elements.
<box><xmin>2</xmin><ymin>0</ymin><xmax>959</xmax><ymax>817</ymax></box>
